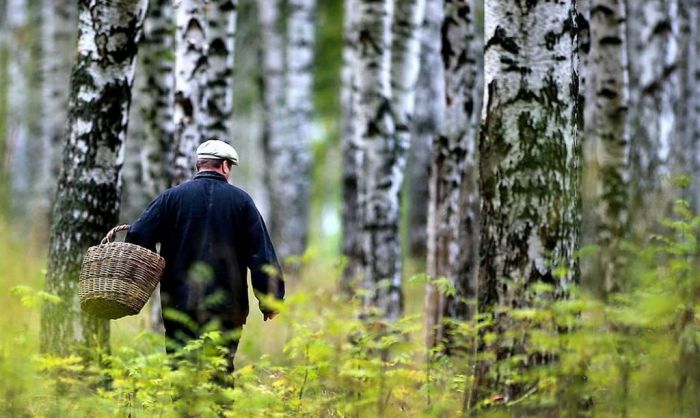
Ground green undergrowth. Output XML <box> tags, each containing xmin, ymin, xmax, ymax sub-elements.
<box><xmin>0</xmin><ymin>203</ymin><xmax>699</xmax><ymax>417</ymax></box>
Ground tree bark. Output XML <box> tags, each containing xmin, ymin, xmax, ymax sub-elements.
<box><xmin>676</xmin><ymin>0</ymin><xmax>700</xmax><ymax>209</ymax></box>
<box><xmin>340</xmin><ymin>0</ymin><xmax>361</xmax><ymax>292</ymax></box>
<box><xmin>582</xmin><ymin>0</ymin><xmax>629</xmax><ymax>295</ymax></box>
<box><xmin>627</xmin><ymin>0</ymin><xmax>680</xmax><ymax>227</ymax></box>
<box><xmin>202</xmin><ymin>0</ymin><xmax>237</xmax><ymax>141</ymax></box>
<box><xmin>140</xmin><ymin>0</ymin><xmax>175</xmax><ymax>200</ymax></box>
<box><xmin>171</xmin><ymin>0</ymin><xmax>208</xmax><ymax>185</ymax></box>
<box><xmin>5</xmin><ymin>0</ymin><xmax>29</xmax><ymax>218</ymax></box>
<box><xmin>477</xmin><ymin>0</ymin><xmax>580</xmax><ymax>400</ymax></box>
<box><xmin>39</xmin><ymin>0</ymin><xmax>78</xmax><ymax>213</ymax></box>
<box><xmin>425</xmin><ymin>0</ymin><xmax>480</xmax><ymax>349</ymax></box>
<box><xmin>258</xmin><ymin>0</ymin><xmax>315</xmax><ymax>261</ymax></box>
<box><xmin>41</xmin><ymin>0</ymin><xmax>148</xmax><ymax>355</ymax></box>
<box><xmin>355</xmin><ymin>0</ymin><xmax>424</xmax><ymax>321</ymax></box>
<box><xmin>405</xmin><ymin>0</ymin><xmax>442</xmax><ymax>260</ymax></box>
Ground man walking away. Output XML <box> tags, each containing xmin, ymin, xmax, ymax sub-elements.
<box><xmin>126</xmin><ymin>139</ymin><xmax>285</xmax><ymax>373</ymax></box>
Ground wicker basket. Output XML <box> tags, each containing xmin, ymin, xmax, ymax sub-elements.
<box><xmin>78</xmin><ymin>225</ymin><xmax>165</xmax><ymax>319</ymax></box>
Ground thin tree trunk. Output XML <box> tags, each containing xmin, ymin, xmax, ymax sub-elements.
<box><xmin>0</xmin><ymin>2</ymin><xmax>7</xmax><ymax>212</ymax></box>
<box><xmin>340</xmin><ymin>0</ymin><xmax>361</xmax><ymax>292</ymax></box>
<box><xmin>141</xmin><ymin>0</ymin><xmax>175</xmax><ymax>200</ymax></box>
<box><xmin>477</xmin><ymin>0</ymin><xmax>580</xmax><ymax>401</ymax></box>
<box><xmin>627</xmin><ymin>0</ymin><xmax>680</xmax><ymax>229</ymax></box>
<box><xmin>405</xmin><ymin>3</ymin><xmax>440</xmax><ymax>260</ymax></box>
<box><xmin>5</xmin><ymin>0</ymin><xmax>29</xmax><ymax>218</ymax></box>
<box><xmin>677</xmin><ymin>0</ymin><xmax>700</xmax><ymax>210</ymax></box>
<box><xmin>280</xmin><ymin>0</ymin><xmax>315</xmax><ymax>259</ymax></box>
<box><xmin>171</xmin><ymin>0</ymin><xmax>208</xmax><ymax>185</ymax></box>
<box><xmin>39</xmin><ymin>0</ymin><xmax>77</xmax><ymax>213</ymax></box>
<box><xmin>258</xmin><ymin>0</ymin><xmax>315</xmax><ymax>261</ymax></box>
<box><xmin>425</xmin><ymin>0</ymin><xmax>480</xmax><ymax>349</ymax></box>
<box><xmin>202</xmin><ymin>0</ymin><xmax>237</xmax><ymax>141</ymax></box>
<box><xmin>41</xmin><ymin>0</ymin><xmax>148</xmax><ymax>355</ymax></box>
<box><xmin>583</xmin><ymin>0</ymin><xmax>629</xmax><ymax>296</ymax></box>
<box><xmin>354</xmin><ymin>0</ymin><xmax>397</xmax><ymax>319</ymax></box>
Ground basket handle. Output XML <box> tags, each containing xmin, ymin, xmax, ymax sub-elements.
<box><xmin>101</xmin><ymin>224</ymin><xmax>131</xmax><ymax>245</ymax></box>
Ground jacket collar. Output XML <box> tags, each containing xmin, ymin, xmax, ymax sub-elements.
<box><xmin>194</xmin><ymin>171</ymin><xmax>227</xmax><ymax>182</ymax></box>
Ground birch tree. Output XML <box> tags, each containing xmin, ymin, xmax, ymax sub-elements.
<box><xmin>676</xmin><ymin>0</ymin><xmax>700</xmax><ymax>209</ymax></box>
<box><xmin>41</xmin><ymin>0</ymin><xmax>148</xmax><ymax>355</ymax></box>
<box><xmin>202</xmin><ymin>0</ymin><xmax>237</xmax><ymax>141</ymax></box>
<box><xmin>258</xmin><ymin>0</ymin><xmax>316</xmax><ymax>260</ymax></box>
<box><xmin>340</xmin><ymin>0</ymin><xmax>361</xmax><ymax>292</ymax></box>
<box><xmin>140</xmin><ymin>0</ymin><xmax>175</xmax><ymax>200</ymax></box>
<box><xmin>627</xmin><ymin>1</ymin><xmax>680</xmax><ymax>224</ymax></box>
<box><xmin>0</xmin><ymin>0</ymin><xmax>7</xmax><ymax>210</ymax></box>
<box><xmin>583</xmin><ymin>0</ymin><xmax>629</xmax><ymax>295</ymax></box>
<box><xmin>171</xmin><ymin>0</ymin><xmax>208</xmax><ymax>185</ymax></box>
<box><xmin>425</xmin><ymin>0</ymin><xmax>480</xmax><ymax>349</ymax></box>
<box><xmin>405</xmin><ymin>7</ymin><xmax>440</xmax><ymax>259</ymax></box>
<box><xmin>5</xmin><ymin>0</ymin><xmax>29</xmax><ymax>217</ymax></box>
<box><xmin>354</xmin><ymin>0</ymin><xmax>424</xmax><ymax>320</ymax></box>
<box><xmin>39</xmin><ymin>0</ymin><xmax>77</xmax><ymax>209</ymax></box>
<box><xmin>478</xmin><ymin>0</ymin><xmax>580</xmax><ymax>398</ymax></box>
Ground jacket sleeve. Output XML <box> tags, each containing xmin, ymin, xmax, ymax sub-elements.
<box><xmin>243</xmin><ymin>200</ymin><xmax>285</xmax><ymax>312</ymax></box>
<box><xmin>125</xmin><ymin>194</ymin><xmax>166</xmax><ymax>252</ymax></box>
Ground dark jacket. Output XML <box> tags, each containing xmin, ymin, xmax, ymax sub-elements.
<box><xmin>126</xmin><ymin>171</ymin><xmax>284</xmax><ymax>339</ymax></box>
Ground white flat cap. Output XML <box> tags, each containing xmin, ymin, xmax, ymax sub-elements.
<box><xmin>196</xmin><ymin>140</ymin><xmax>239</xmax><ymax>165</ymax></box>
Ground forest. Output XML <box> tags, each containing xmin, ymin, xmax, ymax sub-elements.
<box><xmin>0</xmin><ymin>0</ymin><xmax>699</xmax><ymax>416</ymax></box>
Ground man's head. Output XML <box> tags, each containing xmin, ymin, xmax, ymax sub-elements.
<box><xmin>196</xmin><ymin>140</ymin><xmax>239</xmax><ymax>180</ymax></box>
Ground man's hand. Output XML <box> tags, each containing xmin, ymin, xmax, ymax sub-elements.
<box><xmin>263</xmin><ymin>311</ymin><xmax>279</xmax><ymax>321</ymax></box>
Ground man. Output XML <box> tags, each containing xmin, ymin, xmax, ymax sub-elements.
<box><xmin>126</xmin><ymin>140</ymin><xmax>284</xmax><ymax>372</ymax></box>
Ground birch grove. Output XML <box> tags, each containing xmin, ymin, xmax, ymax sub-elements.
<box><xmin>41</xmin><ymin>0</ymin><xmax>148</xmax><ymax>354</ymax></box>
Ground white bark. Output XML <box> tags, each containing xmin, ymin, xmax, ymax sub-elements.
<box><xmin>6</xmin><ymin>0</ymin><xmax>29</xmax><ymax>217</ymax></box>
<box><xmin>202</xmin><ymin>0</ymin><xmax>237</xmax><ymax>141</ymax></box>
<box><xmin>425</xmin><ymin>0</ymin><xmax>480</xmax><ymax>349</ymax></box>
<box><xmin>258</xmin><ymin>0</ymin><xmax>315</xmax><ymax>260</ymax></box>
<box><xmin>140</xmin><ymin>0</ymin><xmax>175</xmax><ymax>198</ymax></box>
<box><xmin>41</xmin><ymin>0</ymin><xmax>148</xmax><ymax>355</ymax></box>
<box><xmin>171</xmin><ymin>0</ymin><xmax>208</xmax><ymax>185</ymax></box>
<box><xmin>583</xmin><ymin>0</ymin><xmax>629</xmax><ymax>295</ymax></box>
<box><xmin>627</xmin><ymin>0</ymin><xmax>680</xmax><ymax>220</ymax></box>
<box><xmin>355</xmin><ymin>0</ymin><xmax>398</xmax><ymax>320</ymax></box>
<box><xmin>39</xmin><ymin>0</ymin><xmax>78</xmax><ymax>213</ymax></box>
<box><xmin>340</xmin><ymin>0</ymin><xmax>361</xmax><ymax>291</ymax></box>
<box><xmin>480</xmin><ymin>0</ymin><xmax>580</xmax><ymax>304</ymax></box>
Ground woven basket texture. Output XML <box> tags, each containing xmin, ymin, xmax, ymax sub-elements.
<box><xmin>79</xmin><ymin>228</ymin><xmax>165</xmax><ymax>320</ymax></box>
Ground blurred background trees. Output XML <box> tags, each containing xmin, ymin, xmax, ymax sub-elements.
<box><xmin>0</xmin><ymin>0</ymin><xmax>699</xmax><ymax>413</ymax></box>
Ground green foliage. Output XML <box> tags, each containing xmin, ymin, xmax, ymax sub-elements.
<box><xmin>1</xmin><ymin>203</ymin><xmax>700</xmax><ymax>416</ymax></box>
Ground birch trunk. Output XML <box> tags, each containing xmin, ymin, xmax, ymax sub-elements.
<box><xmin>140</xmin><ymin>0</ymin><xmax>175</xmax><ymax>200</ymax></box>
<box><xmin>583</xmin><ymin>0</ymin><xmax>629</xmax><ymax>295</ymax></box>
<box><xmin>478</xmin><ymin>0</ymin><xmax>580</xmax><ymax>399</ymax></box>
<box><xmin>41</xmin><ymin>0</ymin><xmax>147</xmax><ymax>355</ymax></box>
<box><xmin>40</xmin><ymin>0</ymin><xmax>78</xmax><ymax>212</ymax></box>
<box><xmin>5</xmin><ymin>0</ymin><xmax>29</xmax><ymax>218</ymax></box>
<box><xmin>0</xmin><ymin>1</ymin><xmax>7</xmax><ymax>210</ymax></box>
<box><xmin>171</xmin><ymin>0</ymin><xmax>208</xmax><ymax>185</ymax></box>
<box><xmin>677</xmin><ymin>0</ymin><xmax>700</xmax><ymax>209</ymax></box>
<box><xmin>406</xmin><ymin>0</ymin><xmax>443</xmax><ymax>260</ymax></box>
<box><xmin>202</xmin><ymin>0</ymin><xmax>237</xmax><ymax>141</ymax></box>
<box><xmin>259</xmin><ymin>0</ymin><xmax>315</xmax><ymax>260</ymax></box>
<box><xmin>340</xmin><ymin>0</ymin><xmax>361</xmax><ymax>292</ymax></box>
<box><xmin>425</xmin><ymin>0</ymin><xmax>480</xmax><ymax>349</ymax></box>
<box><xmin>627</xmin><ymin>0</ymin><xmax>680</xmax><ymax>226</ymax></box>
<box><xmin>279</xmin><ymin>0</ymin><xmax>315</xmax><ymax>259</ymax></box>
